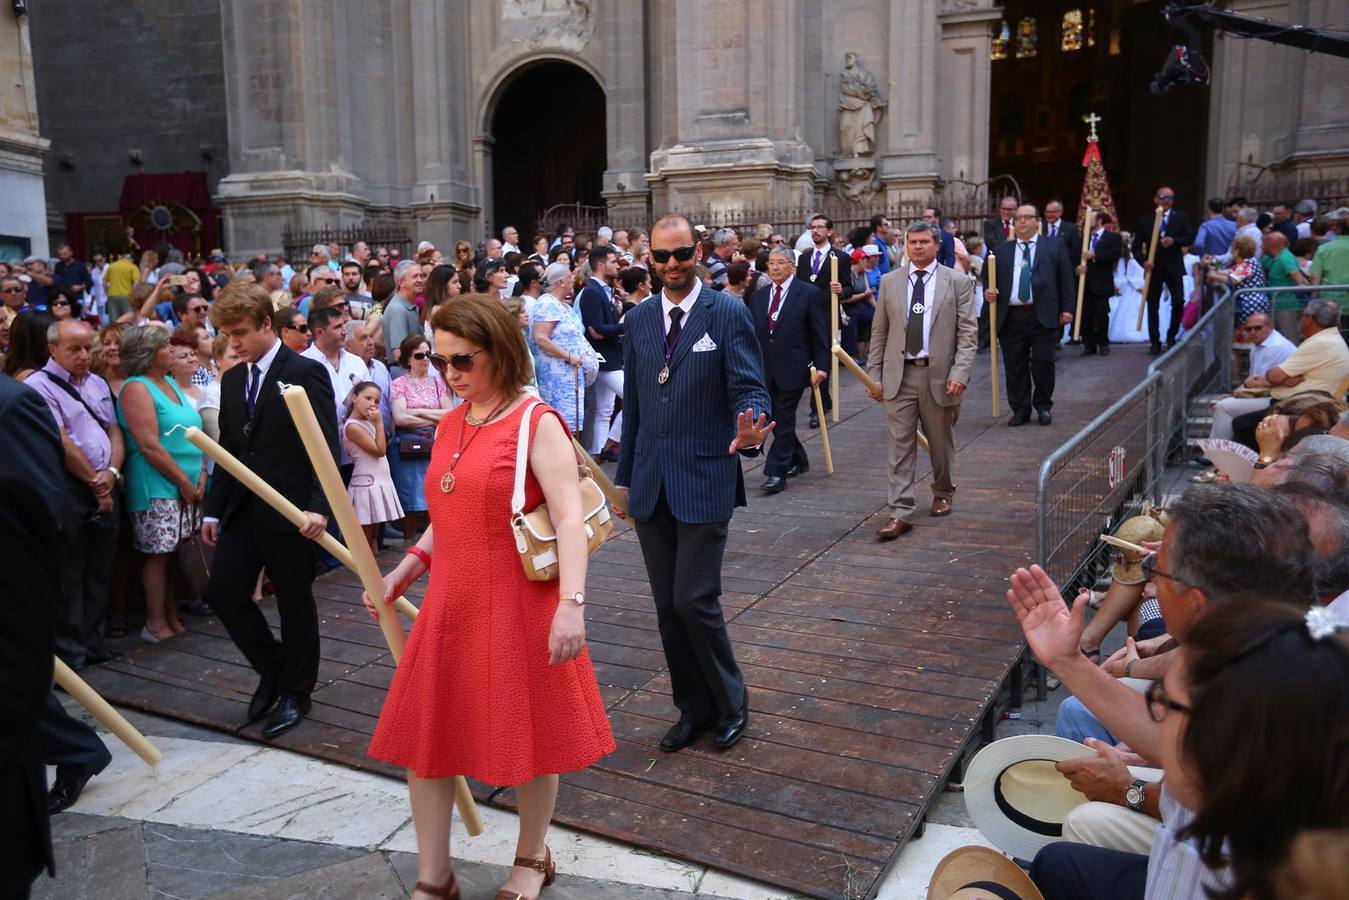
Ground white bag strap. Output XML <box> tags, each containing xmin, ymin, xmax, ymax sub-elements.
<box><xmin>512</xmin><ymin>401</ymin><xmax>542</xmax><ymax>515</ymax></box>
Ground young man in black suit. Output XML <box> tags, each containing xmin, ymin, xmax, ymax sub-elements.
<box><xmin>985</xmin><ymin>204</ymin><xmax>1076</xmax><ymax>426</ymax></box>
<box><xmin>1077</xmin><ymin>211</ymin><xmax>1123</xmax><ymax>356</ymax></box>
<box><xmin>203</xmin><ymin>283</ymin><xmax>339</xmax><ymax>739</ymax></box>
<box><xmin>749</xmin><ymin>247</ymin><xmax>830</xmax><ymax>493</ymax></box>
<box><xmin>1134</xmin><ymin>186</ymin><xmax>1194</xmax><ymax>354</ymax></box>
<box><xmin>795</xmin><ymin>215</ymin><xmax>852</xmax><ymax>427</ymax></box>
<box><xmin>979</xmin><ymin>195</ymin><xmax>1020</xmax><ymax>351</ymax></box>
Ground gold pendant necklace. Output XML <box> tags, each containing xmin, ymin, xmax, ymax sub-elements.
<box><xmin>438</xmin><ymin>398</ymin><xmax>512</xmax><ymax>493</ymax></box>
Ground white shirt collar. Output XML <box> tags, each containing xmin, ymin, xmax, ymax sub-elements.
<box><xmin>251</xmin><ymin>336</ymin><xmax>282</xmax><ymax>377</ymax></box>
<box><xmin>770</xmin><ymin>274</ymin><xmax>794</xmax><ymax>294</ymax></box>
<box><xmin>660</xmin><ymin>279</ymin><xmax>701</xmax><ymax>329</ymax></box>
<box><xmin>910</xmin><ymin>259</ymin><xmax>938</xmax><ymax>278</ymax></box>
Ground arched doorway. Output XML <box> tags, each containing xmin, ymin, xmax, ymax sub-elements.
<box><xmin>986</xmin><ymin>0</ymin><xmax>1210</xmax><ymax>224</ymax></box>
<box><xmin>488</xmin><ymin>61</ymin><xmax>606</xmax><ymax>241</ymax></box>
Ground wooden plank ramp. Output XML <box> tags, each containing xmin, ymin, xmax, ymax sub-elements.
<box><xmin>85</xmin><ymin>347</ymin><xmax>1152</xmax><ymax>899</ymax></box>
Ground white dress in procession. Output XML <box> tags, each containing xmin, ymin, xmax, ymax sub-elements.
<box><xmin>1108</xmin><ymin>253</ymin><xmax>1199</xmax><ymax>344</ymax></box>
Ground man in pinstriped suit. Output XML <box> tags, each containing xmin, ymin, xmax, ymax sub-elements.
<box><xmin>615</xmin><ymin>213</ymin><xmax>775</xmax><ymax>754</ymax></box>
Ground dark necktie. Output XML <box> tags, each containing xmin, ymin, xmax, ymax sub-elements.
<box><xmin>1017</xmin><ymin>242</ymin><xmax>1033</xmax><ymax>301</ymax></box>
<box><xmin>1160</xmin><ymin>212</ymin><xmax>1169</xmax><ymax>236</ymax></box>
<box><xmin>767</xmin><ymin>284</ymin><xmax>783</xmax><ymax>333</ymax></box>
<box><xmin>246</xmin><ymin>363</ymin><xmax>262</xmax><ymax>417</ymax></box>
<box><xmin>905</xmin><ymin>271</ymin><xmax>926</xmax><ymax>357</ymax></box>
<box><xmin>811</xmin><ymin>249</ymin><xmax>822</xmax><ymax>275</ymax></box>
<box><xmin>1050</xmin><ymin>223</ymin><xmax>1058</xmax><ymax>238</ymax></box>
<box><xmin>666</xmin><ymin>306</ymin><xmax>683</xmax><ymax>349</ymax></box>
<box><xmin>1090</xmin><ymin>231</ymin><xmax>1100</xmax><ymax>251</ymax></box>
<box><xmin>1005</xmin><ymin>220</ymin><xmax>1012</xmax><ymax>238</ymax></box>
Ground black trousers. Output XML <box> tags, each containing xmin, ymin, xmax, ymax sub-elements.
<box><xmin>634</xmin><ymin>490</ymin><xmax>745</xmax><ymax>724</ymax></box>
<box><xmin>55</xmin><ymin>496</ymin><xmax>119</xmax><ymax>668</ymax></box>
<box><xmin>1000</xmin><ymin>307</ymin><xmax>1060</xmax><ymax>414</ymax></box>
<box><xmin>38</xmin><ymin>692</ymin><xmax>111</xmax><ymax>779</ymax></box>
<box><xmin>1146</xmin><ymin>265</ymin><xmax>1185</xmax><ymax>346</ymax></box>
<box><xmin>205</xmin><ymin>525</ymin><xmax>321</xmax><ymax>700</ymax></box>
<box><xmin>1081</xmin><ymin>287</ymin><xmax>1113</xmax><ymax>351</ymax></box>
<box><xmin>765</xmin><ymin>382</ymin><xmax>808</xmax><ymax>476</ymax></box>
<box><xmin>1030</xmin><ymin>841</ymin><xmax>1148</xmax><ymax>900</ymax></box>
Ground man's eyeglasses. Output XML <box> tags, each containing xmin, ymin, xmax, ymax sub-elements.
<box><xmin>188</xmin><ymin>304</ymin><xmax>208</xmax><ymax>313</ymax></box>
<box><xmin>650</xmin><ymin>245</ymin><xmax>696</xmax><ymax>264</ymax></box>
<box><xmin>1139</xmin><ymin>552</ymin><xmax>1194</xmax><ymax>588</ymax></box>
<box><xmin>429</xmin><ymin>350</ymin><xmax>483</xmax><ymax>374</ymax></box>
<box><xmin>1145</xmin><ymin>680</ymin><xmax>1190</xmax><ymax>722</ymax></box>
<box><xmin>1158</xmin><ymin>194</ymin><xmax>1175</xmax><ymax>201</ymax></box>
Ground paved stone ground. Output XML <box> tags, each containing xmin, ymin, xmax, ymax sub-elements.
<box><xmin>33</xmin><ymin>610</ymin><xmax>1130</xmax><ymax>900</ymax></box>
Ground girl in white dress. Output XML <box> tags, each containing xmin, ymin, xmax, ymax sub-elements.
<box><xmin>343</xmin><ymin>382</ymin><xmax>404</xmax><ymax>552</ymax></box>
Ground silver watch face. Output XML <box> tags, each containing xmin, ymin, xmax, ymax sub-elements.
<box><xmin>1126</xmin><ymin>783</ymin><xmax>1145</xmax><ymax>808</ymax></box>
<box><xmin>570</xmin><ymin>592</ymin><xmax>585</xmax><ymax>605</ymax></box>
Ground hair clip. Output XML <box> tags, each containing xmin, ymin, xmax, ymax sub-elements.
<box><xmin>1306</xmin><ymin>606</ymin><xmax>1344</xmax><ymax>641</ymax></box>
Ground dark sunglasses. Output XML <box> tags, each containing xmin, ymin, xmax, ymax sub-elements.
<box><xmin>188</xmin><ymin>304</ymin><xmax>208</xmax><ymax>313</ymax></box>
<box><xmin>1158</xmin><ymin>194</ymin><xmax>1175</xmax><ymax>201</ymax></box>
<box><xmin>52</xmin><ymin>299</ymin><xmax>71</xmax><ymax>306</ymax></box>
<box><xmin>284</xmin><ymin>323</ymin><xmax>310</xmax><ymax>333</ymax></box>
<box><xmin>650</xmin><ymin>245</ymin><xmax>697</xmax><ymax>264</ymax></box>
<box><xmin>411</xmin><ymin>351</ymin><xmax>428</xmax><ymax>360</ymax></box>
<box><xmin>0</xmin><ymin>286</ymin><xmax>24</xmax><ymax>293</ymax></box>
<box><xmin>429</xmin><ymin>350</ymin><xmax>483</xmax><ymax>374</ymax></box>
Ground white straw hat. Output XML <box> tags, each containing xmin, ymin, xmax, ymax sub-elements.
<box><xmin>962</xmin><ymin>735</ymin><xmax>1095</xmax><ymax>860</ymax></box>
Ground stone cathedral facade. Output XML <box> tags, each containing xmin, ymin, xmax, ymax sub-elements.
<box><xmin>14</xmin><ymin>0</ymin><xmax>1349</xmax><ymax>260</ymax></box>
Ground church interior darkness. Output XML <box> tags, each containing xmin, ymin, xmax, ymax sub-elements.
<box><xmin>988</xmin><ymin>0</ymin><xmax>1211</xmax><ymax>224</ymax></box>
<box><xmin>489</xmin><ymin>61</ymin><xmax>607</xmax><ymax>238</ymax></box>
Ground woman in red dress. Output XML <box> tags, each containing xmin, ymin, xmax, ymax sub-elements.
<box><xmin>365</xmin><ymin>295</ymin><xmax>614</xmax><ymax>900</ymax></box>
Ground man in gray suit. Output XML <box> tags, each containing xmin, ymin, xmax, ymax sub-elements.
<box><xmin>615</xmin><ymin>213</ymin><xmax>774</xmax><ymax>753</ymax></box>
<box><xmin>866</xmin><ymin>221</ymin><xmax>978</xmax><ymax>539</ymax></box>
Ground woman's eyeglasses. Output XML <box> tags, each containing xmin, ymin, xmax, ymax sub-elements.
<box><xmin>650</xmin><ymin>245</ymin><xmax>696</xmax><ymax>264</ymax></box>
<box><xmin>52</xmin><ymin>299</ymin><xmax>71</xmax><ymax>307</ymax></box>
<box><xmin>1145</xmin><ymin>680</ymin><xmax>1191</xmax><ymax>722</ymax></box>
<box><xmin>411</xmin><ymin>351</ymin><xmax>428</xmax><ymax>360</ymax></box>
<box><xmin>429</xmin><ymin>350</ymin><xmax>483</xmax><ymax>374</ymax></box>
<box><xmin>284</xmin><ymin>323</ymin><xmax>310</xmax><ymax>333</ymax></box>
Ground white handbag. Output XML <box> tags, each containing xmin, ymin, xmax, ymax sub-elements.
<box><xmin>510</xmin><ymin>401</ymin><xmax>613</xmax><ymax>582</ymax></box>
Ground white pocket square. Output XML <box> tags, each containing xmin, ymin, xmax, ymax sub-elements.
<box><xmin>692</xmin><ymin>333</ymin><xmax>717</xmax><ymax>352</ymax></box>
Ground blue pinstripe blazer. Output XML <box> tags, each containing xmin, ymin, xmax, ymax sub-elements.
<box><xmin>615</xmin><ymin>284</ymin><xmax>772</xmax><ymax>524</ymax></box>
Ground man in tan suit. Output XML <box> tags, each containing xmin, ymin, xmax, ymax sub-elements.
<box><xmin>866</xmin><ymin>221</ymin><xmax>978</xmax><ymax>539</ymax></box>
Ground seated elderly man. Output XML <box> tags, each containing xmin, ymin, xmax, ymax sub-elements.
<box><xmin>1010</xmin><ymin>484</ymin><xmax>1315</xmax><ymax>896</ymax></box>
<box><xmin>1201</xmin><ymin>313</ymin><xmax>1298</xmax><ymax>462</ymax></box>
<box><xmin>1228</xmin><ymin>299</ymin><xmax>1349</xmax><ymax>449</ymax></box>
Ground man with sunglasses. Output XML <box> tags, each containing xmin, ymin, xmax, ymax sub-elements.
<box><xmin>1135</xmin><ymin>187</ymin><xmax>1194</xmax><ymax>354</ymax></box>
<box><xmin>297</xmin><ymin>265</ymin><xmax>339</xmax><ymax>316</ymax></box>
<box><xmin>275</xmin><ymin>308</ymin><xmax>311</xmax><ymax>353</ymax></box>
<box><xmin>1</xmin><ymin>274</ymin><xmax>27</xmax><ymax>325</ymax></box>
<box><xmin>616</xmin><ymin>213</ymin><xmax>773</xmax><ymax>755</ymax></box>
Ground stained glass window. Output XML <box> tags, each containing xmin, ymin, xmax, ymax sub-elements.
<box><xmin>1061</xmin><ymin>10</ymin><xmax>1084</xmax><ymax>52</ymax></box>
<box><xmin>1088</xmin><ymin>8</ymin><xmax>1097</xmax><ymax>47</ymax></box>
<box><xmin>991</xmin><ymin>19</ymin><xmax>1010</xmax><ymax>60</ymax></box>
<box><xmin>1015</xmin><ymin>17</ymin><xmax>1038</xmax><ymax>59</ymax></box>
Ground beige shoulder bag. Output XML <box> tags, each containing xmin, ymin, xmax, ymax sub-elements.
<box><xmin>511</xmin><ymin>401</ymin><xmax>613</xmax><ymax>582</ymax></box>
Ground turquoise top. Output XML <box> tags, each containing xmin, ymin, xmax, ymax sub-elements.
<box><xmin>117</xmin><ymin>375</ymin><xmax>204</xmax><ymax>513</ymax></box>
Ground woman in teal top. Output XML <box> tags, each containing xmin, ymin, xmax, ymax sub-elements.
<box><xmin>116</xmin><ymin>326</ymin><xmax>205</xmax><ymax>643</ymax></box>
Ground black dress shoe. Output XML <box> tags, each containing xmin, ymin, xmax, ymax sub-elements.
<box><xmin>808</xmin><ymin>411</ymin><xmax>820</xmax><ymax>429</ymax></box>
<box><xmin>659</xmin><ymin>717</ymin><xmax>712</xmax><ymax>752</ymax></box>
<box><xmin>1100</xmin><ymin>346</ymin><xmax>1111</xmax><ymax>356</ymax></box>
<box><xmin>1008</xmin><ymin>412</ymin><xmax>1031</xmax><ymax>427</ymax></box>
<box><xmin>1038</xmin><ymin>410</ymin><xmax>1053</xmax><ymax>426</ymax></box>
<box><xmin>1148</xmin><ymin>344</ymin><xmax>1162</xmax><ymax>356</ymax></box>
<box><xmin>785</xmin><ymin>460</ymin><xmax>809</xmax><ymax>478</ymax></box>
<box><xmin>48</xmin><ymin>770</ymin><xmax>93</xmax><ymax>815</ymax></box>
<box><xmin>1081</xmin><ymin>346</ymin><xmax>1097</xmax><ymax>356</ymax></box>
<box><xmin>713</xmin><ymin>703</ymin><xmax>749</xmax><ymax>751</ymax></box>
<box><xmin>760</xmin><ymin>475</ymin><xmax>787</xmax><ymax>494</ymax></box>
<box><xmin>85</xmin><ymin>647</ymin><xmax>125</xmax><ymax>665</ymax></box>
<box><xmin>247</xmin><ymin>672</ymin><xmax>281</xmax><ymax>724</ymax></box>
<box><xmin>262</xmin><ymin>695</ymin><xmax>310</xmax><ymax>739</ymax></box>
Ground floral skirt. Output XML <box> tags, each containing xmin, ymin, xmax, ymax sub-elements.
<box><xmin>131</xmin><ymin>498</ymin><xmax>200</xmax><ymax>554</ymax></box>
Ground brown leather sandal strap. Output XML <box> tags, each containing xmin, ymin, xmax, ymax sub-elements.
<box><xmin>414</xmin><ymin>872</ymin><xmax>459</xmax><ymax>898</ymax></box>
<box><xmin>512</xmin><ymin>855</ymin><xmax>550</xmax><ymax>874</ymax></box>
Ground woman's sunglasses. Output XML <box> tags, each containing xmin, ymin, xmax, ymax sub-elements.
<box><xmin>284</xmin><ymin>323</ymin><xmax>310</xmax><ymax>333</ymax></box>
<box><xmin>650</xmin><ymin>245</ymin><xmax>696</xmax><ymax>264</ymax></box>
<box><xmin>429</xmin><ymin>350</ymin><xmax>483</xmax><ymax>374</ymax></box>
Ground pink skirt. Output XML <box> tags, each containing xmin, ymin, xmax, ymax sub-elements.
<box><xmin>349</xmin><ymin>475</ymin><xmax>404</xmax><ymax>525</ymax></box>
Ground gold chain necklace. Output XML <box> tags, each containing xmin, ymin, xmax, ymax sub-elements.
<box><xmin>438</xmin><ymin>398</ymin><xmax>512</xmax><ymax>493</ymax></box>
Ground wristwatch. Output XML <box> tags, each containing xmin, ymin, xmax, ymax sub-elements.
<box><xmin>562</xmin><ymin>591</ymin><xmax>586</xmax><ymax>606</ymax></box>
<box><xmin>1254</xmin><ymin>455</ymin><xmax>1276</xmax><ymax>469</ymax></box>
<box><xmin>1125</xmin><ymin>779</ymin><xmax>1147</xmax><ymax>812</ymax></box>
<box><xmin>106</xmin><ymin>465</ymin><xmax>121</xmax><ymax>481</ymax></box>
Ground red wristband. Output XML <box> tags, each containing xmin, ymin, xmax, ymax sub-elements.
<box><xmin>406</xmin><ymin>546</ymin><xmax>432</xmax><ymax>568</ymax></box>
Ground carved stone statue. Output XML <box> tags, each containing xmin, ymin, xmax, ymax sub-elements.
<box><xmin>837</xmin><ymin>164</ymin><xmax>880</xmax><ymax>202</ymax></box>
<box><xmin>838</xmin><ymin>52</ymin><xmax>886</xmax><ymax>158</ymax></box>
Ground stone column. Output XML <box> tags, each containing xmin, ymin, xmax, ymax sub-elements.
<box><xmin>600</xmin><ymin>0</ymin><xmax>651</xmax><ymax>227</ymax></box>
<box><xmin>936</xmin><ymin>1</ymin><xmax>1000</xmax><ymax>188</ymax></box>
<box><xmin>1286</xmin><ymin>0</ymin><xmax>1349</xmax><ymax>176</ymax></box>
<box><xmin>0</xmin><ymin>10</ymin><xmax>50</xmax><ymax>257</ymax></box>
<box><xmin>878</xmin><ymin>0</ymin><xmax>942</xmax><ymax>199</ymax></box>
<box><xmin>645</xmin><ymin>0</ymin><xmax>816</xmax><ymax>213</ymax></box>
<box><xmin>216</xmin><ymin>0</ymin><xmax>367</xmax><ymax>256</ymax></box>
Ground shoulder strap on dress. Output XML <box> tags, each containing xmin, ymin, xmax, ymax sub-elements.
<box><xmin>512</xmin><ymin>401</ymin><xmax>543</xmax><ymax>515</ymax></box>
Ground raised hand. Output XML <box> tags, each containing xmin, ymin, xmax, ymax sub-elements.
<box><xmin>1005</xmin><ymin>564</ymin><xmax>1088</xmax><ymax>671</ymax></box>
<box><xmin>728</xmin><ymin>408</ymin><xmax>776</xmax><ymax>454</ymax></box>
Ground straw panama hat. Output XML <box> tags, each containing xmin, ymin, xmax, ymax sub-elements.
<box><xmin>928</xmin><ymin>846</ymin><xmax>1046</xmax><ymax>900</ymax></box>
<box><xmin>962</xmin><ymin>735</ymin><xmax>1096</xmax><ymax>861</ymax></box>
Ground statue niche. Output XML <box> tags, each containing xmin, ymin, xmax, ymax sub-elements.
<box><xmin>837</xmin><ymin>52</ymin><xmax>886</xmax><ymax>158</ymax></box>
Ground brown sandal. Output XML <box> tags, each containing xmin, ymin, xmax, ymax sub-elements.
<box><xmin>493</xmin><ymin>846</ymin><xmax>556</xmax><ymax>899</ymax></box>
<box><xmin>413</xmin><ymin>870</ymin><xmax>460</xmax><ymax>899</ymax></box>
